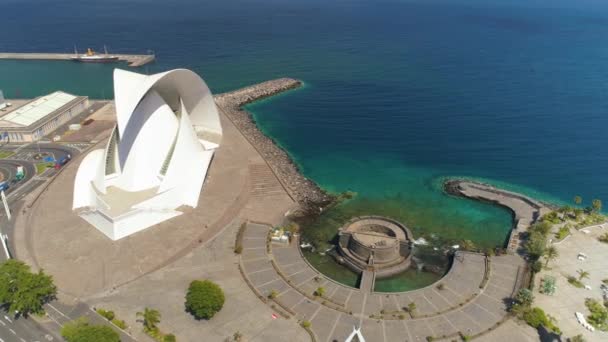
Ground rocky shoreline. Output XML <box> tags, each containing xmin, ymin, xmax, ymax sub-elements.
<box><xmin>215</xmin><ymin>78</ymin><xmax>335</xmax><ymax>213</ymax></box>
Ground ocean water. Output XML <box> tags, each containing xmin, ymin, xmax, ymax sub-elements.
<box><xmin>2</xmin><ymin>0</ymin><xmax>608</xmax><ymax>290</ymax></box>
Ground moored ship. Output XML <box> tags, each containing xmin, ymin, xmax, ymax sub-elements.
<box><xmin>71</xmin><ymin>46</ymin><xmax>119</xmax><ymax>63</ymax></box>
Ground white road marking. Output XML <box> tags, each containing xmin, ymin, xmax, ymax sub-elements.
<box><xmin>9</xmin><ymin>328</ymin><xmax>16</xmax><ymax>334</ymax></box>
<box><xmin>4</xmin><ymin>315</ymin><xmax>12</xmax><ymax>323</ymax></box>
<box><xmin>0</xmin><ymin>319</ymin><xmax>5</xmax><ymax>326</ymax></box>
<box><xmin>46</xmin><ymin>303</ymin><xmax>70</xmax><ymax>319</ymax></box>
<box><xmin>20</xmin><ymin>338</ymin><xmax>26</xmax><ymax>342</ymax></box>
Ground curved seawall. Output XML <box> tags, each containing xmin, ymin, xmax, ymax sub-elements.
<box><xmin>445</xmin><ymin>179</ymin><xmax>551</xmax><ymax>253</ymax></box>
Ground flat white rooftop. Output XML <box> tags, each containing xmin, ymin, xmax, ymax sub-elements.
<box><xmin>0</xmin><ymin>91</ymin><xmax>76</xmax><ymax>127</ymax></box>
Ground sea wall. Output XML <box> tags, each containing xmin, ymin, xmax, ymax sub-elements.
<box><xmin>444</xmin><ymin>179</ymin><xmax>550</xmax><ymax>253</ymax></box>
<box><xmin>215</xmin><ymin>78</ymin><xmax>335</xmax><ymax>211</ymax></box>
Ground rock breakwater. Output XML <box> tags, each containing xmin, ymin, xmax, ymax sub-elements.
<box><xmin>215</xmin><ymin>78</ymin><xmax>335</xmax><ymax>212</ymax></box>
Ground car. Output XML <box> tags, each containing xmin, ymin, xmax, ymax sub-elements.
<box><xmin>54</xmin><ymin>154</ymin><xmax>72</xmax><ymax>169</ymax></box>
<box><xmin>0</xmin><ymin>181</ymin><xmax>9</xmax><ymax>192</ymax></box>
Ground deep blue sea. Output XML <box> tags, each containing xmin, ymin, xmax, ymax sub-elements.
<box><xmin>2</xmin><ymin>0</ymin><xmax>608</xmax><ymax>251</ymax></box>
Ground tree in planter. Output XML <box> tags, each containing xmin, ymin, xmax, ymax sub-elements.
<box><xmin>314</xmin><ymin>287</ymin><xmax>326</xmax><ymax>297</ymax></box>
<box><xmin>0</xmin><ymin>260</ymin><xmax>57</xmax><ymax>317</ymax></box>
<box><xmin>406</xmin><ymin>302</ymin><xmax>416</xmax><ymax>314</ymax></box>
<box><xmin>268</xmin><ymin>290</ymin><xmax>278</xmax><ymax>299</ymax></box>
<box><xmin>61</xmin><ymin>318</ymin><xmax>120</xmax><ymax>342</ymax></box>
<box><xmin>136</xmin><ymin>307</ymin><xmax>161</xmax><ymax>334</ymax></box>
<box><xmin>577</xmin><ymin>269</ymin><xmax>590</xmax><ymax>282</ymax></box>
<box><xmin>515</xmin><ymin>288</ymin><xmax>534</xmax><ymax>307</ymax></box>
<box><xmin>185</xmin><ymin>280</ymin><xmax>225</xmax><ymax>320</ymax></box>
<box><xmin>543</xmin><ymin>246</ymin><xmax>559</xmax><ymax>268</ymax></box>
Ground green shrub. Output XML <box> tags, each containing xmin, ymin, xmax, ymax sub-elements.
<box><xmin>542</xmin><ymin>212</ymin><xmax>562</xmax><ymax>224</ymax></box>
<box><xmin>540</xmin><ymin>276</ymin><xmax>556</xmax><ymax>295</ymax></box>
<box><xmin>96</xmin><ymin>309</ymin><xmax>115</xmax><ymax>321</ymax></box>
<box><xmin>164</xmin><ymin>334</ymin><xmax>177</xmax><ymax>342</ymax></box>
<box><xmin>585</xmin><ymin>298</ymin><xmax>608</xmax><ymax>331</ymax></box>
<box><xmin>185</xmin><ymin>280</ymin><xmax>225</xmax><ymax>320</ymax></box>
<box><xmin>268</xmin><ymin>290</ymin><xmax>278</xmax><ymax>299</ymax></box>
<box><xmin>599</xmin><ymin>233</ymin><xmax>608</xmax><ymax>244</ymax></box>
<box><xmin>301</xmin><ymin>320</ymin><xmax>311</xmax><ymax>328</ymax></box>
<box><xmin>111</xmin><ymin>318</ymin><xmax>127</xmax><ymax>330</ymax></box>
<box><xmin>61</xmin><ymin>318</ymin><xmax>120</xmax><ymax>342</ymax></box>
<box><xmin>569</xmin><ymin>334</ymin><xmax>585</xmax><ymax>342</ymax></box>
<box><xmin>234</xmin><ymin>245</ymin><xmax>243</xmax><ymax>254</ymax></box>
<box><xmin>555</xmin><ymin>226</ymin><xmax>570</xmax><ymax>240</ymax></box>
<box><xmin>522</xmin><ymin>307</ymin><xmax>560</xmax><ymax>333</ymax></box>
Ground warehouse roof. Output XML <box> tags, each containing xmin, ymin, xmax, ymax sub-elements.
<box><xmin>0</xmin><ymin>91</ymin><xmax>77</xmax><ymax>127</ymax></box>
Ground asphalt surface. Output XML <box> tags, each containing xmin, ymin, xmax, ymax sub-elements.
<box><xmin>0</xmin><ymin>142</ymin><xmax>87</xmax><ymax>342</ymax></box>
<box><xmin>0</xmin><ymin>312</ymin><xmax>57</xmax><ymax>342</ymax></box>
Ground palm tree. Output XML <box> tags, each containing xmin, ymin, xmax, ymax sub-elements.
<box><xmin>544</xmin><ymin>246</ymin><xmax>559</xmax><ymax>268</ymax></box>
<box><xmin>136</xmin><ymin>307</ymin><xmax>161</xmax><ymax>332</ymax></box>
<box><xmin>574</xmin><ymin>195</ymin><xmax>582</xmax><ymax>206</ymax></box>
<box><xmin>592</xmin><ymin>199</ymin><xmax>602</xmax><ymax>212</ymax></box>
<box><xmin>577</xmin><ymin>269</ymin><xmax>590</xmax><ymax>282</ymax></box>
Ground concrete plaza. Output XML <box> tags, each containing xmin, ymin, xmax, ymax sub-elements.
<box><xmin>535</xmin><ymin>225</ymin><xmax>608</xmax><ymax>341</ymax></box>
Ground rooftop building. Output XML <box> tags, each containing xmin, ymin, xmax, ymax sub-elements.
<box><xmin>0</xmin><ymin>91</ymin><xmax>89</xmax><ymax>142</ymax></box>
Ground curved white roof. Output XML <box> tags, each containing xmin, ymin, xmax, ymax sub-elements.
<box><xmin>73</xmin><ymin>68</ymin><xmax>222</xmax><ymax>240</ymax></box>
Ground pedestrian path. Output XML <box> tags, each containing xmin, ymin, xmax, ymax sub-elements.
<box><xmin>239</xmin><ymin>222</ymin><xmax>526</xmax><ymax>342</ymax></box>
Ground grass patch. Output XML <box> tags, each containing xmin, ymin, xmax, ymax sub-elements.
<box><xmin>36</xmin><ymin>162</ymin><xmax>54</xmax><ymax>174</ymax></box>
<box><xmin>0</xmin><ymin>150</ymin><xmax>15</xmax><ymax>159</ymax></box>
<box><xmin>555</xmin><ymin>226</ymin><xmax>570</xmax><ymax>241</ymax></box>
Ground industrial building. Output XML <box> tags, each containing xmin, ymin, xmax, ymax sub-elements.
<box><xmin>0</xmin><ymin>91</ymin><xmax>89</xmax><ymax>142</ymax></box>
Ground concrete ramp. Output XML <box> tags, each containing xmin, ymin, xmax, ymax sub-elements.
<box><xmin>360</xmin><ymin>270</ymin><xmax>375</xmax><ymax>293</ymax></box>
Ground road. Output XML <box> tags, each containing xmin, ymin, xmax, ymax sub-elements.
<box><xmin>0</xmin><ymin>141</ymin><xmax>137</xmax><ymax>342</ymax></box>
<box><xmin>0</xmin><ymin>143</ymin><xmax>85</xmax><ymax>342</ymax></box>
<box><xmin>0</xmin><ymin>312</ymin><xmax>57</xmax><ymax>342</ymax></box>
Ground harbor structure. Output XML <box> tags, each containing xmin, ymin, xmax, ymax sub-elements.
<box><xmin>0</xmin><ymin>91</ymin><xmax>89</xmax><ymax>142</ymax></box>
<box><xmin>0</xmin><ymin>52</ymin><xmax>155</xmax><ymax>67</ymax></box>
<box><xmin>72</xmin><ymin>68</ymin><xmax>222</xmax><ymax>240</ymax></box>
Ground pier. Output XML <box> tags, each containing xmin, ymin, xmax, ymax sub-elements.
<box><xmin>445</xmin><ymin>180</ymin><xmax>551</xmax><ymax>253</ymax></box>
<box><xmin>0</xmin><ymin>52</ymin><xmax>155</xmax><ymax>67</ymax></box>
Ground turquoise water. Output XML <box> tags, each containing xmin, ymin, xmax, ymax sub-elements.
<box><xmin>2</xmin><ymin>0</ymin><xmax>608</xmax><ymax>290</ymax></box>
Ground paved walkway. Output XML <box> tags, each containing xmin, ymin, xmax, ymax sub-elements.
<box><xmin>535</xmin><ymin>226</ymin><xmax>608</xmax><ymax>341</ymax></box>
<box><xmin>240</xmin><ymin>223</ymin><xmax>527</xmax><ymax>342</ymax></box>
<box><xmin>450</xmin><ymin>181</ymin><xmax>551</xmax><ymax>253</ymax></box>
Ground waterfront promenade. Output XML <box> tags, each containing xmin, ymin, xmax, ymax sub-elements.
<box><xmin>0</xmin><ymin>52</ymin><xmax>155</xmax><ymax>67</ymax></box>
<box><xmin>240</xmin><ymin>222</ymin><xmax>527</xmax><ymax>341</ymax></box>
<box><xmin>9</xmin><ymin>78</ymin><xmax>544</xmax><ymax>341</ymax></box>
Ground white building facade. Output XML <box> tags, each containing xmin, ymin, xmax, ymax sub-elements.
<box><xmin>73</xmin><ymin>68</ymin><xmax>222</xmax><ymax>240</ymax></box>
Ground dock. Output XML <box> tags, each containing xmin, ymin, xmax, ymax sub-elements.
<box><xmin>0</xmin><ymin>52</ymin><xmax>155</xmax><ymax>67</ymax></box>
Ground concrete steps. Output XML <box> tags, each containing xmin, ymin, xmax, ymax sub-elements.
<box><xmin>248</xmin><ymin>164</ymin><xmax>285</xmax><ymax>197</ymax></box>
